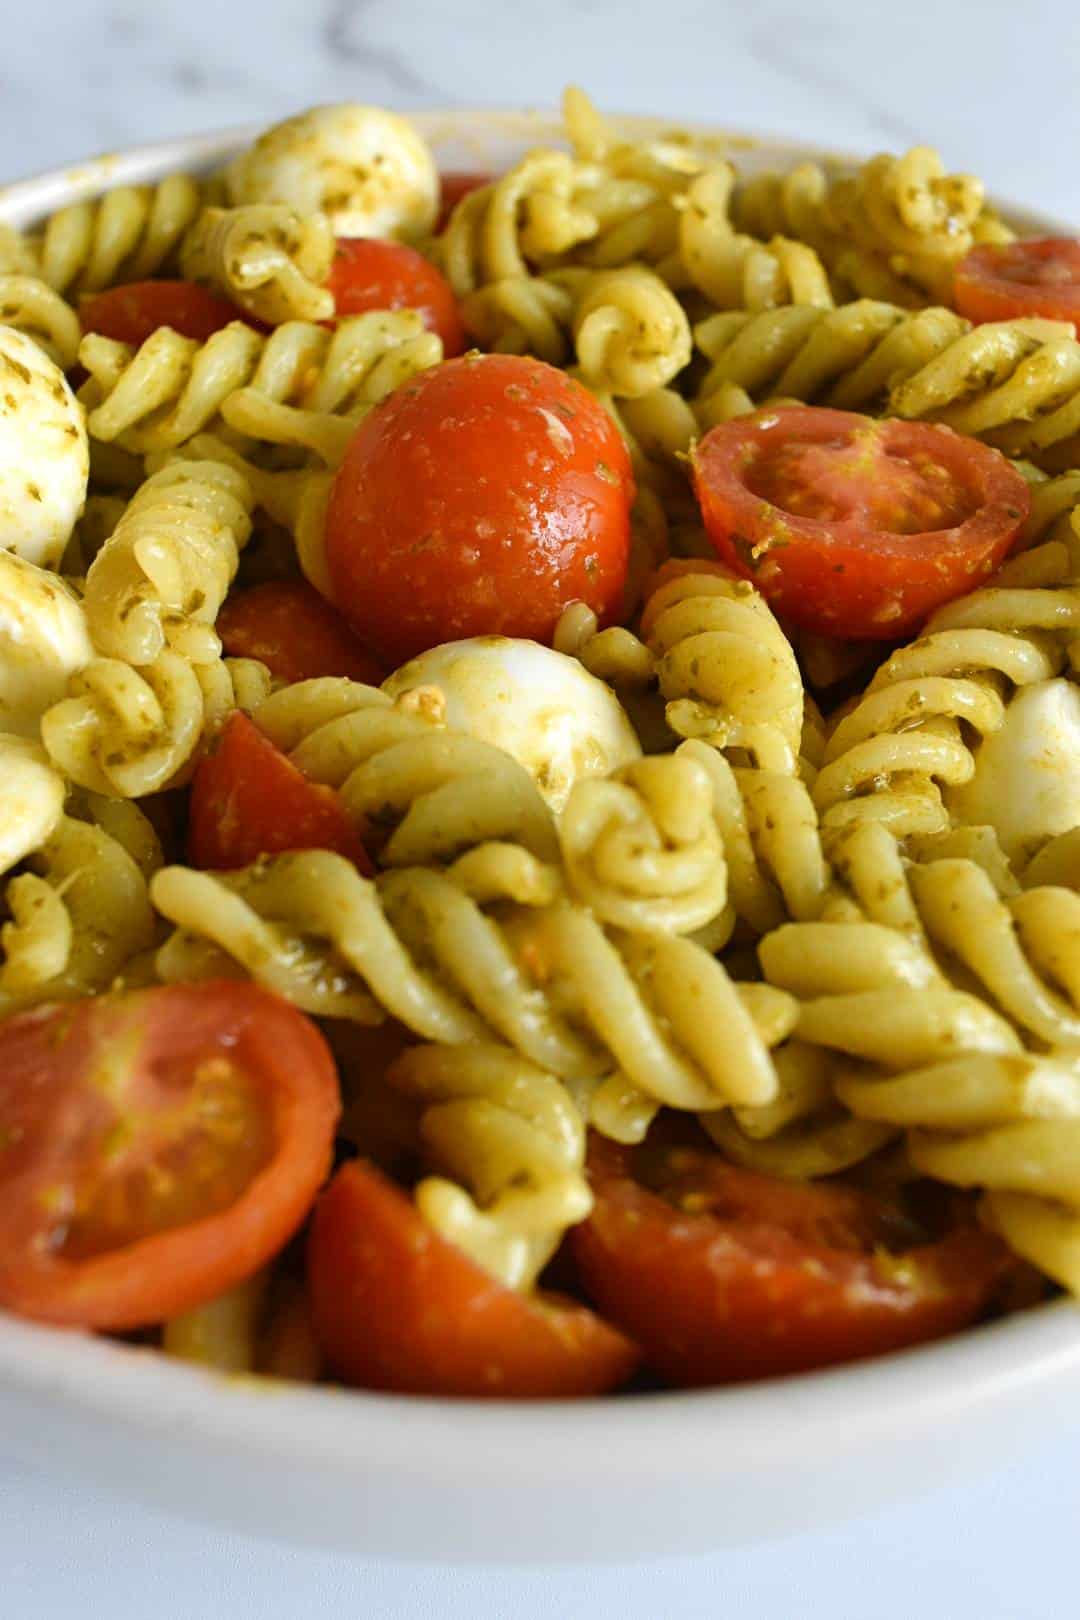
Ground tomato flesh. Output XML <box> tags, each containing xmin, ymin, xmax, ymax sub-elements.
<box><xmin>217</xmin><ymin>580</ymin><xmax>385</xmax><ymax>686</ymax></box>
<box><xmin>325</xmin><ymin>353</ymin><xmax>634</xmax><ymax>665</ymax></box>
<box><xmin>571</xmin><ymin>1135</ymin><xmax>1019</xmax><ymax>1386</ymax></box>
<box><xmin>308</xmin><ymin>1160</ymin><xmax>640</xmax><ymax>1398</ymax></box>
<box><xmin>0</xmin><ymin>983</ymin><xmax>340</xmax><ymax>1329</ymax></box>
<box><xmin>955</xmin><ymin>238</ymin><xmax>1080</xmax><ymax>329</ymax></box>
<box><xmin>692</xmin><ymin>406</ymin><xmax>1029</xmax><ymax>639</ymax></box>
<box><xmin>328</xmin><ymin>238</ymin><xmax>466</xmax><ymax>356</ymax></box>
<box><xmin>79</xmin><ymin>281</ymin><xmax>256</xmax><ymax>346</ymax></box>
<box><xmin>188</xmin><ymin>711</ymin><xmax>372</xmax><ymax>874</ymax></box>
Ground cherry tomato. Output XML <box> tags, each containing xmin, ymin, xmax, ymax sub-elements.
<box><xmin>328</xmin><ymin>238</ymin><xmax>466</xmax><ymax>356</ymax></box>
<box><xmin>955</xmin><ymin>238</ymin><xmax>1080</xmax><ymax>329</ymax></box>
<box><xmin>325</xmin><ymin>354</ymin><xmax>635</xmax><ymax>664</ymax></box>
<box><xmin>571</xmin><ymin>1136</ymin><xmax>1019</xmax><ymax>1386</ymax></box>
<box><xmin>0</xmin><ymin>983</ymin><xmax>340</xmax><ymax>1330</ymax></box>
<box><xmin>308</xmin><ymin>1160</ymin><xmax>640</xmax><ymax>1398</ymax></box>
<box><xmin>217</xmin><ymin>581</ymin><xmax>385</xmax><ymax>686</ymax></box>
<box><xmin>692</xmin><ymin>406</ymin><xmax>1029</xmax><ymax>639</ymax></box>
<box><xmin>188</xmin><ymin>711</ymin><xmax>373</xmax><ymax>874</ymax></box>
<box><xmin>436</xmin><ymin>171</ymin><xmax>493</xmax><ymax>231</ymax></box>
<box><xmin>79</xmin><ymin>281</ymin><xmax>256</xmax><ymax>346</ymax></box>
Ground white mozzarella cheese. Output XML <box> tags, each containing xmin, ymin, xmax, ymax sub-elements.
<box><xmin>0</xmin><ymin>550</ymin><xmax>92</xmax><ymax>736</ymax></box>
<box><xmin>0</xmin><ymin>325</ymin><xmax>88</xmax><ymax>568</ymax></box>
<box><xmin>383</xmin><ymin>636</ymin><xmax>643</xmax><ymax>813</ymax></box>
<box><xmin>226</xmin><ymin>104</ymin><xmax>439</xmax><ymax>241</ymax></box>
<box><xmin>948</xmin><ymin>678</ymin><xmax>1080</xmax><ymax>863</ymax></box>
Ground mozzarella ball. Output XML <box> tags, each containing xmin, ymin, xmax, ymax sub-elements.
<box><xmin>0</xmin><ymin>733</ymin><xmax>66</xmax><ymax>876</ymax></box>
<box><xmin>0</xmin><ymin>550</ymin><xmax>92</xmax><ymax>736</ymax></box>
<box><xmin>226</xmin><ymin>105</ymin><xmax>439</xmax><ymax>241</ymax></box>
<box><xmin>0</xmin><ymin>325</ymin><xmax>87</xmax><ymax>568</ymax></box>
<box><xmin>948</xmin><ymin>678</ymin><xmax>1080</xmax><ymax>863</ymax></box>
<box><xmin>383</xmin><ymin>636</ymin><xmax>642</xmax><ymax>813</ymax></box>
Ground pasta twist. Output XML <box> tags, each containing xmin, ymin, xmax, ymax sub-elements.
<box><xmin>889</xmin><ymin>318</ymin><xmax>1080</xmax><ymax>463</ymax></box>
<box><xmin>559</xmin><ymin>752</ymin><xmax>729</xmax><ymax>935</ymax></box>
<box><xmin>35</xmin><ymin>175</ymin><xmax>204</xmax><ymax>295</ymax></box>
<box><xmin>386</xmin><ymin>1042</ymin><xmax>592</xmax><ymax>1290</ymax></box>
<box><xmin>458</xmin><ymin>269</ymin><xmax>584</xmax><ymax>365</ymax></box>
<box><xmin>179</xmin><ymin>204</ymin><xmax>335</xmax><ymax>325</ymax></box>
<box><xmin>0</xmin><ymin>274</ymin><xmax>81</xmax><ymax>369</ymax></box>
<box><xmin>149</xmin><ymin>850</ymin><xmax>789</xmax><ymax>1117</ymax></box>
<box><xmin>678</xmin><ymin>167</ymin><xmax>834</xmax><ymax>311</ymax></box>
<box><xmin>693</xmin><ymin>300</ymin><xmax>970</xmax><ymax>426</ymax></box>
<box><xmin>572</xmin><ymin>267</ymin><xmax>692</xmax><ymax>397</ymax></box>
<box><xmin>79</xmin><ymin>309</ymin><xmax>441</xmax><ymax>462</ymax></box>
<box><xmin>439</xmin><ymin>150</ymin><xmax>598</xmax><ymax>297</ymax></box>
<box><xmin>813</xmin><ymin>559</ymin><xmax>1080</xmax><ymax>838</ymax></box>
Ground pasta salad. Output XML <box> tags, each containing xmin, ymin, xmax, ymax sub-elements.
<box><xmin>1</xmin><ymin>89</ymin><xmax>1079</xmax><ymax>1397</ymax></box>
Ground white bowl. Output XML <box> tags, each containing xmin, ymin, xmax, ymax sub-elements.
<box><xmin>0</xmin><ymin>110</ymin><xmax>1077</xmax><ymax>1565</ymax></box>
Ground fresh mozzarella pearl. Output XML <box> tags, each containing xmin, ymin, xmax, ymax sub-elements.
<box><xmin>0</xmin><ymin>551</ymin><xmax>92</xmax><ymax>736</ymax></box>
<box><xmin>0</xmin><ymin>733</ymin><xmax>65</xmax><ymax>876</ymax></box>
<box><xmin>226</xmin><ymin>105</ymin><xmax>439</xmax><ymax>241</ymax></box>
<box><xmin>383</xmin><ymin>636</ymin><xmax>642</xmax><ymax>813</ymax></box>
<box><xmin>948</xmin><ymin>678</ymin><xmax>1080</xmax><ymax>863</ymax></box>
<box><xmin>0</xmin><ymin>325</ymin><xmax>88</xmax><ymax>568</ymax></box>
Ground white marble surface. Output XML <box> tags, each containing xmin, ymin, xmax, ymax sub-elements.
<box><xmin>3</xmin><ymin>1</ymin><xmax>1080</xmax><ymax>1614</ymax></box>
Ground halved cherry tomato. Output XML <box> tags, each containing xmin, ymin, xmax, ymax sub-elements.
<box><xmin>188</xmin><ymin>711</ymin><xmax>373</xmax><ymax>873</ymax></box>
<box><xmin>328</xmin><ymin>238</ymin><xmax>466</xmax><ymax>356</ymax></box>
<box><xmin>308</xmin><ymin>1160</ymin><xmax>639</xmax><ymax>1397</ymax></box>
<box><xmin>0</xmin><ymin>982</ymin><xmax>340</xmax><ymax>1329</ymax></box>
<box><xmin>436</xmin><ymin>171</ymin><xmax>493</xmax><ymax>231</ymax></box>
<box><xmin>955</xmin><ymin>238</ymin><xmax>1080</xmax><ymax>329</ymax></box>
<box><xmin>692</xmin><ymin>406</ymin><xmax>1029</xmax><ymax>639</ymax></box>
<box><xmin>79</xmin><ymin>281</ymin><xmax>256</xmax><ymax>346</ymax></box>
<box><xmin>325</xmin><ymin>353</ymin><xmax>635</xmax><ymax>664</ymax></box>
<box><xmin>217</xmin><ymin>580</ymin><xmax>385</xmax><ymax>686</ymax></box>
<box><xmin>571</xmin><ymin>1135</ymin><xmax>1019</xmax><ymax>1386</ymax></box>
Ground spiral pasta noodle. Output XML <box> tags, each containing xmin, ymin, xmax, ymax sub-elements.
<box><xmin>678</xmin><ymin>166</ymin><xmax>834</xmax><ymax>312</ymax></box>
<box><xmin>179</xmin><ymin>204</ymin><xmax>336</xmax><ymax>325</ymax></box>
<box><xmin>572</xmin><ymin>267</ymin><xmax>692</xmax><ymax>397</ymax></box>
<box><xmin>439</xmin><ymin>150</ymin><xmax>598</xmax><ymax>297</ymax></box>
<box><xmin>34</xmin><ymin>175</ymin><xmax>204</xmax><ymax>295</ymax></box>
<box><xmin>0</xmin><ymin>274</ymin><xmax>81</xmax><ymax>369</ymax></box>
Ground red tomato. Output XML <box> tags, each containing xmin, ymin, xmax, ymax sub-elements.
<box><xmin>308</xmin><ymin>1160</ymin><xmax>640</xmax><ymax>1397</ymax></box>
<box><xmin>217</xmin><ymin>581</ymin><xmax>385</xmax><ymax>686</ymax></box>
<box><xmin>0</xmin><ymin>983</ymin><xmax>340</xmax><ymax>1329</ymax></box>
<box><xmin>325</xmin><ymin>354</ymin><xmax>635</xmax><ymax>664</ymax></box>
<box><xmin>572</xmin><ymin>1136</ymin><xmax>1018</xmax><ymax>1386</ymax></box>
<box><xmin>436</xmin><ymin>171</ymin><xmax>493</xmax><ymax>231</ymax></box>
<box><xmin>327</xmin><ymin>238</ymin><xmax>466</xmax><ymax>356</ymax></box>
<box><xmin>955</xmin><ymin>239</ymin><xmax>1080</xmax><ymax>329</ymax></box>
<box><xmin>692</xmin><ymin>406</ymin><xmax>1029</xmax><ymax>639</ymax></box>
<box><xmin>188</xmin><ymin>711</ymin><xmax>373</xmax><ymax>874</ymax></box>
<box><xmin>79</xmin><ymin>281</ymin><xmax>255</xmax><ymax>346</ymax></box>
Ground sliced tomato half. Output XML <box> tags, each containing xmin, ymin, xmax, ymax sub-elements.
<box><xmin>217</xmin><ymin>580</ymin><xmax>385</xmax><ymax>686</ymax></box>
<box><xmin>308</xmin><ymin>1160</ymin><xmax>639</xmax><ymax>1398</ymax></box>
<box><xmin>79</xmin><ymin>281</ymin><xmax>257</xmax><ymax>346</ymax></box>
<box><xmin>691</xmin><ymin>406</ymin><xmax>1030</xmax><ymax>638</ymax></box>
<box><xmin>0</xmin><ymin>983</ymin><xmax>340</xmax><ymax>1329</ymax></box>
<box><xmin>955</xmin><ymin>238</ymin><xmax>1080</xmax><ymax>329</ymax></box>
<box><xmin>571</xmin><ymin>1135</ymin><xmax>1019</xmax><ymax>1386</ymax></box>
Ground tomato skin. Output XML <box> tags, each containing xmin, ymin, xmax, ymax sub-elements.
<box><xmin>217</xmin><ymin>581</ymin><xmax>385</xmax><ymax>686</ymax></box>
<box><xmin>436</xmin><ymin>171</ymin><xmax>493</xmax><ymax>231</ymax></box>
<box><xmin>188</xmin><ymin>711</ymin><xmax>373</xmax><ymax>874</ymax></box>
<box><xmin>955</xmin><ymin>239</ymin><xmax>1080</xmax><ymax>329</ymax></box>
<box><xmin>325</xmin><ymin>354</ymin><xmax>635</xmax><ymax>665</ymax></box>
<box><xmin>0</xmin><ymin>983</ymin><xmax>340</xmax><ymax>1330</ymax></box>
<box><xmin>327</xmin><ymin>238</ymin><xmax>466</xmax><ymax>356</ymax></box>
<box><xmin>571</xmin><ymin>1136</ymin><xmax>1018</xmax><ymax>1387</ymax></box>
<box><xmin>692</xmin><ymin>407</ymin><xmax>1030</xmax><ymax>639</ymax></box>
<box><xmin>308</xmin><ymin>1160</ymin><xmax>640</xmax><ymax>1398</ymax></box>
<box><xmin>79</xmin><ymin>281</ymin><xmax>256</xmax><ymax>346</ymax></box>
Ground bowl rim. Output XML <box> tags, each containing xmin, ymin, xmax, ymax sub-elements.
<box><xmin>0</xmin><ymin>109</ymin><xmax>1076</xmax><ymax>1477</ymax></box>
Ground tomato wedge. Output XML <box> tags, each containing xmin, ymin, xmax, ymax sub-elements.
<box><xmin>188</xmin><ymin>711</ymin><xmax>373</xmax><ymax>873</ymax></box>
<box><xmin>328</xmin><ymin>238</ymin><xmax>466</xmax><ymax>356</ymax></box>
<box><xmin>571</xmin><ymin>1135</ymin><xmax>1019</xmax><ymax>1386</ymax></box>
<box><xmin>79</xmin><ymin>280</ymin><xmax>256</xmax><ymax>346</ymax></box>
<box><xmin>955</xmin><ymin>238</ymin><xmax>1080</xmax><ymax>329</ymax></box>
<box><xmin>217</xmin><ymin>581</ymin><xmax>385</xmax><ymax>686</ymax></box>
<box><xmin>308</xmin><ymin>1160</ymin><xmax>639</xmax><ymax>1397</ymax></box>
<box><xmin>0</xmin><ymin>983</ymin><xmax>340</xmax><ymax>1330</ymax></box>
<box><xmin>692</xmin><ymin>407</ymin><xmax>1029</xmax><ymax>639</ymax></box>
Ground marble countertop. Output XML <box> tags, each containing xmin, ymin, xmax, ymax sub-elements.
<box><xmin>2</xmin><ymin>2</ymin><xmax>1080</xmax><ymax>1615</ymax></box>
